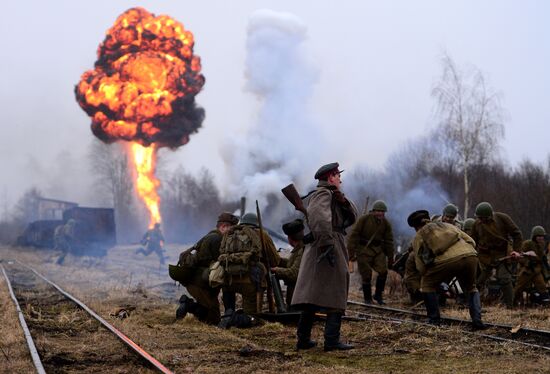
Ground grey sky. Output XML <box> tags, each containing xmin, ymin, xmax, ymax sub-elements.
<box><xmin>1</xmin><ymin>1</ymin><xmax>549</xmax><ymax>209</ymax></box>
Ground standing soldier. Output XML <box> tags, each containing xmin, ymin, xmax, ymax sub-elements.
<box><xmin>408</xmin><ymin>210</ymin><xmax>486</xmax><ymax>329</ymax></box>
<box><xmin>441</xmin><ymin>204</ymin><xmax>462</xmax><ymax>229</ymax></box>
<box><xmin>174</xmin><ymin>212</ymin><xmax>239</xmax><ymax>325</ymax></box>
<box><xmin>136</xmin><ymin>223</ymin><xmax>166</xmax><ymax>265</ymax></box>
<box><xmin>292</xmin><ymin>162</ymin><xmax>358</xmax><ymax>351</ymax></box>
<box><xmin>512</xmin><ymin>226</ymin><xmax>550</xmax><ymax>306</ymax></box>
<box><xmin>271</xmin><ymin>219</ymin><xmax>306</xmax><ymax>310</ymax></box>
<box><xmin>470</xmin><ymin>202</ymin><xmax>522</xmax><ymax>308</ymax></box>
<box><xmin>347</xmin><ymin>200</ymin><xmax>394</xmax><ymax>304</ymax></box>
<box><xmin>217</xmin><ymin>212</ymin><xmax>280</xmax><ymax>328</ymax></box>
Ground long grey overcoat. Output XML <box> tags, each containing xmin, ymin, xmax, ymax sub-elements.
<box><xmin>291</xmin><ymin>181</ymin><xmax>357</xmax><ymax>311</ymax></box>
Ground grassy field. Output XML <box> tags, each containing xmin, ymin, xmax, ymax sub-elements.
<box><xmin>1</xmin><ymin>245</ymin><xmax>549</xmax><ymax>373</ymax></box>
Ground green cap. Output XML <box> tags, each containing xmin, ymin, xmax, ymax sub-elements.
<box><xmin>531</xmin><ymin>226</ymin><xmax>546</xmax><ymax>239</ymax></box>
<box><xmin>442</xmin><ymin>204</ymin><xmax>458</xmax><ymax>218</ymax></box>
<box><xmin>372</xmin><ymin>200</ymin><xmax>388</xmax><ymax>212</ymax></box>
<box><xmin>463</xmin><ymin>218</ymin><xmax>475</xmax><ymax>231</ymax></box>
<box><xmin>240</xmin><ymin>213</ymin><xmax>258</xmax><ymax>226</ymax></box>
<box><xmin>314</xmin><ymin>162</ymin><xmax>343</xmax><ymax>180</ymax></box>
<box><xmin>475</xmin><ymin>202</ymin><xmax>493</xmax><ymax>218</ymax></box>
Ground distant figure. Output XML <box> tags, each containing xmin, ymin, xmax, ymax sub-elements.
<box><xmin>136</xmin><ymin>223</ymin><xmax>166</xmax><ymax>264</ymax></box>
<box><xmin>54</xmin><ymin>219</ymin><xmax>76</xmax><ymax>265</ymax></box>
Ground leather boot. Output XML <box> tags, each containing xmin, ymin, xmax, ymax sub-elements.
<box><xmin>222</xmin><ymin>290</ymin><xmax>236</xmax><ymax>312</ymax></box>
<box><xmin>218</xmin><ymin>309</ymin><xmax>234</xmax><ymax>329</ymax></box>
<box><xmin>501</xmin><ymin>282</ymin><xmax>514</xmax><ymax>308</ymax></box>
<box><xmin>324</xmin><ymin>313</ymin><xmax>353</xmax><ymax>351</ymax></box>
<box><xmin>362</xmin><ymin>282</ymin><xmax>373</xmax><ymax>304</ymax></box>
<box><xmin>296</xmin><ymin>311</ymin><xmax>317</xmax><ymax>350</ymax></box>
<box><xmin>423</xmin><ymin>292</ymin><xmax>441</xmax><ymax>325</ymax></box>
<box><xmin>468</xmin><ymin>292</ymin><xmax>487</xmax><ymax>330</ymax></box>
<box><xmin>176</xmin><ymin>295</ymin><xmax>196</xmax><ymax>319</ymax></box>
<box><xmin>373</xmin><ymin>274</ymin><xmax>387</xmax><ymax>305</ymax></box>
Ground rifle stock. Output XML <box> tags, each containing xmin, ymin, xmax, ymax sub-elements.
<box><xmin>281</xmin><ymin>184</ymin><xmax>307</xmax><ymax>217</ymax></box>
<box><xmin>256</xmin><ymin>200</ymin><xmax>287</xmax><ymax>313</ymax></box>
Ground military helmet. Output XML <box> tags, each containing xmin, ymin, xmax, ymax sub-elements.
<box><xmin>531</xmin><ymin>225</ymin><xmax>546</xmax><ymax>239</ymax></box>
<box><xmin>474</xmin><ymin>202</ymin><xmax>493</xmax><ymax>218</ymax></box>
<box><xmin>240</xmin><ymin>213</ymin><xmax>258</xmax><ymax>226</ymax></box>
<box><xmin>442</xmin><ymin>204</ymin><xmax>458</xmax><ymax>218</ymax></box>
<box><xmin>372</xmin><ymin>200</ymin><xmax>388</xmax><ymax>212</ymax></box>
<box><xmin>463</xmin><ymin>218</ymin><xmax>475</xmax><ymax>231</ymax></box>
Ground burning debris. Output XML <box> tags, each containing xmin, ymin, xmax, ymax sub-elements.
<box><xmin>75</xmin><ymin>7</ymin><xmax>205</xmax><ymax>227</ymax></box>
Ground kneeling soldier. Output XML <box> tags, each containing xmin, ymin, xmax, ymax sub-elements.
<box><xmin>512</xmin><ymin>226</ymin><xmax>550</xmax><ymax>306</ymax></box>
<box><xmin>408</xmin><ymin>210</ymin><xmax>486</xmax><ymax>330</ymax></box>
<box><xmin>175</xmin><ymin>212</ymin><xmax>239</xmax><ymax>325</ymax></box>
<box><xmin>271</xmin><ymin>219</ymin><xmax>306</xmax><ymax>310</ymax></box>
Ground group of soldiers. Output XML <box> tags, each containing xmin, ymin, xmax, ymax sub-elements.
<box><xmin>166</xmin><ymin>161</ymin><xmax>550</xmax><ymax>352</ymax></box>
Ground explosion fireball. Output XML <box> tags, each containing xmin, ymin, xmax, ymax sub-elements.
<box><xmin>75</xmin><ymin>7</ymin><xmax>205</xmax><ymax>227</ymax></box>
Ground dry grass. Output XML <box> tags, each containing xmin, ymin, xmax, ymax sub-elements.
<box><xmin>2</xmin><ymin>245</ymin><xmax>550</xmax><ymax>373</ymax></box>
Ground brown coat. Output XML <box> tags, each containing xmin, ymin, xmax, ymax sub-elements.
<box><xmin>471</xmin><ymin>212</ymin><xmax>522</xmax><ymax>265</ymax></box>
<box><xmin>347</xmin><ymin>213</ymin><xmax>394</xmax><ymax>259</ymax></box>
<box><xmin>291</xmin><ymin>181</ymin><xmax>357</xmax><ymax>311</ymax></box>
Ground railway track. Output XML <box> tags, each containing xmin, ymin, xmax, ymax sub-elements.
<box><xmin>1</xmin><ymin>260</ymin><xmax>173</xmax><ymax>373</ymax></box>
<box><xmin>347</xmin><ymin>300</ymin><xmax>550</xmax><ymax>352</ymax></box>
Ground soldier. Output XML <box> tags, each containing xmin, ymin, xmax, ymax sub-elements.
<box><xmin>54</xmin><ymin>219</ymin><xmax>76</xmax><ymax>265</ymax></box>
<box><xmin>470</xmin><ymin>202</ymin><xmax>522</xmax><ymax>308</ymax></box>
<box><xmin>347</xmin><ymin>200</ymin><xmax>394</xmax><ymax>304</ymax></box>
<box><xmin>441</xmin><ymin>204</ymin><xmax>462</xmax><ymax>229</ymax></box>
<box><xmin>408</xmin><ymin>210</ymin><xmax>486</xmax><ymax>330</ymax></box>
<box><xmin>292</xmin><ymin>162</ymin><xmax>358</xmax><ymax>351</ymax></box>
<box><xmin>218</xmin><ymin>212</ymin><xmax>280</xmax><ymax>328</ymax></box>
<box><xmin>175</xmin><ymin>212</ymin><xmax>239</xmax><ymax>325</ymax></box>
<box><xmin>136</xmin><ymin>223</ymin><xmax>166</xmax><ymax>265</ymax></box>
<box><xmin>271</xmin><ymin>219</ymin><xmax>306</xmax><ymax>310</ymax></box>
<box><xmin>512</xmin><ymin>226</ymin><xmax>550</xmax><ymax>306</ymax></box>
<box><xmin>463</xmin><ymin>218</ymin><xmax>475</xmax><ymax>236</ymax></box>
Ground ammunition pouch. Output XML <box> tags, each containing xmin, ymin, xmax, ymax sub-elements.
<box><xmin>208</xmin><ymin>261</ymin><xmax>226</xmax><ymax>288</ymax></box>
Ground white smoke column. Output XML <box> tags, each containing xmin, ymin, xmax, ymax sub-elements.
<box><xmin>222</xmin><ymin>9</ymin><xmax>321</xmax><ymax>209</ymax></box>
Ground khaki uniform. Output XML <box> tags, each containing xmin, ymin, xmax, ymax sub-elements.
<box><xmin>181</xmin><ymin>229</ymin><xmax>224</xmax><ymax>325</ymax></box>
<box><xmin>470</xmin><ymin>212</ymin><xmax>522</xmax><ymax>307</ymax></box>
<box><xmin>513</xmin><ymin>239</ymin><xmax>548</xmax><ymax>304</ymax></box>
<box><xmin>403</xmin><ymin>247</ymin><xmax>421</xmax><ymax>299</ymax></box>
<box><xmin>348</xmin><ymin>213</ymin><xmax>394</xmax><ymax>282</ymax></box>
<box><xmin>274</xmin><ymin>242</ymin><xmax>305</xmax><ymax>307</ymax></box>
<box><xmin>223</xmin><ymin>227</ymin><xmax>280</xmax><ymax>315</ymax></box>
<box><xmin>413</xmin><ymin>222</ymin><xmax>478</xmax><ymax>293</ymax></box>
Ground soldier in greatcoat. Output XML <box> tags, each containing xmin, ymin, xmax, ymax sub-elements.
<box><xmin>291</xmin><ymin>162</ymin><xmax>358</xmax><ymax>351</ymax></box>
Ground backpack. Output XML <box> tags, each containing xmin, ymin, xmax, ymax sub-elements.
<box><xmin>417</xmin><ymin>222</ymin><xmax>461</xmax><ymax>266</ymax></box>
<box><xmin>218</xmin><ymin>225</ymin><xmax>262</xmax><ymax>276</ymax></box>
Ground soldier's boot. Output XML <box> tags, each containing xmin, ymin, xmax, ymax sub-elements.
<box><xmin>222</xmin><ymin>290</ymin><xmax>236</xmax><ymax>312</ymax></box>
<box><xmin>218</xmin><ymin>309</ymin><xmax>235</xmax><ymax>329</ymax></box>
<box><xmin>230</xmin><ymin>310</ymin><xmax>257</xmax><ymax>328</ymax></box>
<box><xmin>423</xmin><ymin>292</ymin><xmax>441</xmax><ymax>325</ymax></box>
<box><xmin>324</xmin><ymin>312</ymin><xmax>354</xmax><ymax>351</ymax></box>
<box><xmin>373</xmin><ymin>275</ymin><xmax>387</xmax><ymax>305</ymax></box>
<box><xmin>296</xmin><ymin>311</ymin><xmax>316</xmax><ymax>350</ymax></box>
<box><xmin>468</xmin><ymin>292</ymin><xmax>488</xmax><ymax>330</ymax></box>
<box><xmin>176</xmin><ymin>295</ymin><xmax>197</xmax><ymax>319</ymax></box>
<box><xmin>501</xmin><ymin>283</ymin><xmax>514</xmax><ymax>309</ymax></box>
<box><xmin>540</xmin><ymin>292</ymin><xmax>550</xmax><ymax>304</ymax></box>
<box><xmin>190</xmin><ymin>304</ymin><xmax>209</xmax><ymax>322</ymax></box>
<box><xmin>362</xmin><ymin>282</ymin><xmax>373</xmax><ymax>304</ymax></box>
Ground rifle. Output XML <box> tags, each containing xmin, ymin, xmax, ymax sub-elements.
<box><xmin>281</xmin><ymin>184</ymin><xmax>308</xmax><ymax>217</ymax></box>
<box><xmin>256</xmin><ymin>200</ymin><xmax>287</xmax><ymax>313</ymax></box>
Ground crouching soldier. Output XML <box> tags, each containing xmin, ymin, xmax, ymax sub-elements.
<box><xmin>408</xmin><ymin>210</ymin><xmax>486</xmax><ymax>330</ymax></box>
<box><xmin>271</xmin><ymin>219</ymin><xmax>306</xmax><ymax>310</ymax></box>
<box><xmin>218</xmin><ymin>212</ymin><xmax>280</xmax><ymax>329</ymax></box>
<box><xmin>173</xmin><ymin>212</ymin><xmax>239</xmax><ymax>325</ymax></box>
<box><xmin>513</xmin><ymin>226</ymin><xmax>550</xmax><ymax>306</ymax></box>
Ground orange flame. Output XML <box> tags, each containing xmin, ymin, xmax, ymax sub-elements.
<box><xmin>131</xmin><ymin>143</ymin><xmax>161</xmax><ymax>228</ymax></box>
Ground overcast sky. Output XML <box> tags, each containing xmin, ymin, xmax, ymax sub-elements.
<box><xmin>1</xmin><ymin>1</ymin><xmax>549</xmax><ymax>209</ymax></box>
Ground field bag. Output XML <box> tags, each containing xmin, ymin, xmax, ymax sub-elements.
<box><xmin>218</xmin><ymin>225</ymin><xmax>262</xmax><ymax>276</ymax></box>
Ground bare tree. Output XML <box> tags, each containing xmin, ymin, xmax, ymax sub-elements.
<box><xmin>13</xmin><ymin>187</ymin><xmax>42</xmax><ymax>224</ymax></box>
<box><xmin>432</xmin><ymin>53</ymin><xmax>505</xmax><ymax>217</ymax></box>
<box><xmin>88</xmin><ymin>140</ymin><xmax>138</xmax><ymax>242</ymax></box>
